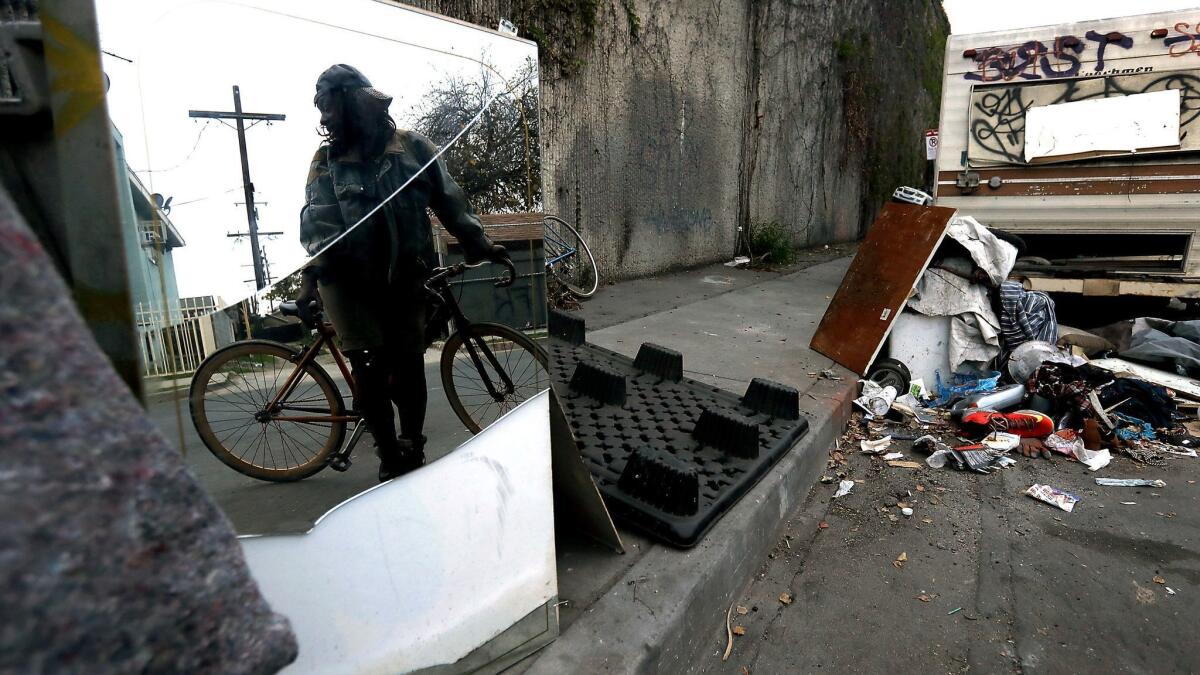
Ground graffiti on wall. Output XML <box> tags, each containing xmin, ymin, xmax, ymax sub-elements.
<box><xmin>967</xmin><ymin>70</ymin><xmax>1200</xmax><ymax>165</ymax></box>
<box><xmin>962</xmin><ymin>21</ymin><xmax>1200</xmax><ymax>82</ymax></box>
<box><xmin>645</xmin><ymin>207</ymin><xmax>713</xmax><ymax>235</ymax></box>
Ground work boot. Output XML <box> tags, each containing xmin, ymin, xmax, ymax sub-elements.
<box><xmin>395</xmin><ymin>434</ymin><xmax>427</xmax><ymax>474</ymax></box>
<box><xmin>377</xmin><ymin>436</ymin><xmax>415</xmax><ymax>483</ymax></box>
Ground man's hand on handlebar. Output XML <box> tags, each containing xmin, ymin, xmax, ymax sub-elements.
<box><xmin>487</xmin><ymin>244</ymin><xmax>516</xmax><ymax>287</ymax></box>
<box><xmin>295</xmin><ymin>267</ymin><xmax>323</xmax><ymax>326</ymax></box>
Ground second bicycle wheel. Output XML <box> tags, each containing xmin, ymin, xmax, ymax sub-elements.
<box><xmin>441</xmin><ymin>323</ymin><xmax>548</xmax><ymax>434</ymax></box>
<box><xmin>189</xmin><ymin>340</ymin><xmax>347</xmax><ymax>482</ymax></box>
<box><xmin>544</xmin><ymin>214</ymin><xmax>599</xmax><ymax>298</ymax></box>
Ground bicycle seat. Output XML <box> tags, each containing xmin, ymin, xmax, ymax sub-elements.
<box><xmin>279</xmin><ymin>301</ymin><xmax>299</xmax><ymax>317</ymax></box>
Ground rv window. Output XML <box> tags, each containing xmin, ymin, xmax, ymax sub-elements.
<box><xmin>1024</xmin><ymin>89</ymin><xmax>1181</xmax><ymax>163</ymax></box>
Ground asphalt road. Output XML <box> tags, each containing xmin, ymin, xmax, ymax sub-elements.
<box><xmin>144</xmin><ymin>357</ymin><xmax>472</xmax><ymax>535</ymax></box>
<box><xmin>693</xmin><ymin>423</ymin><xmax>1200</xmax><ymax>673</ymax></box>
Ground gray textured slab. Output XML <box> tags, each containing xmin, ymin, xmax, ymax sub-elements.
<box><xmin>0</xmin><ymin>187</ymin><xmax>297</xmax><ymax>673</ymax></box>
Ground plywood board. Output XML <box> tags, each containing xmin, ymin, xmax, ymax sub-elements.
<box><xmin>810</xmin><ymin>203</ymin><xmax>957</xmax><ymax>375</ymax></box>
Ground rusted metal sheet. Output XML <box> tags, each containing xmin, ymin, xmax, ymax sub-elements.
<box><xmin>810</xmin><ymin>203</ymin><xmax>956</xmax><ymax>375</ymax></box>
<box><xmin>937</xmin><ymin>165</ymin><xmax>1200</xmax><ymax>197</ymax></box>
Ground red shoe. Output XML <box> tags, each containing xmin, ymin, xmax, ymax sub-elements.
<box><xmin>960</xmin><ymin>409</ymin><xmax>1053</xmax><ymax>438</ymax></box>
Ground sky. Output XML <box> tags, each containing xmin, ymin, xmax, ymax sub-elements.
<box><xmin>942</xmin><ymin>0</ymin><xmax>1200</xmax><ymax>34</ymax></box>
<box><xmin>97</xmin><ymin>0</ymin><xmax>536</xmax><ymax>306</ymax></box>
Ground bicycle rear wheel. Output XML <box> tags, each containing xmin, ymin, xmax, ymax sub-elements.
<box><xmin>189</xmin><ymin>340</ymin><xmax>346</xmax><ymax>482</ymax></box>
<box><xmin>544</xmin><ymin>214</ymin><xmax>599</xmax><ymax>298</ymax></box>
<box><xmin>441</xmin><ymin>323</ymin><xmax>548</xmax><ymax>434</ymax></box>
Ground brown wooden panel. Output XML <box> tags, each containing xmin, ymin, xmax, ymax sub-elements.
<box><xmin>434</xmin><ymin>211</ymin><xmax>544</xmax><ymax>244</ymax></box>
<box><xmin>810</xmin><ymin>203</ymin><xmax>956</xmax><ymax>375</ymax></box>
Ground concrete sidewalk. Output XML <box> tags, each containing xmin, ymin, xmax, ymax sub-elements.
<box><xmin>522</xmin><ymin>253</ymin><xmax>858</xmax><ymax>672</ymax></box>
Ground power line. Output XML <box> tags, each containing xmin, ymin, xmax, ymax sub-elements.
<box><xmin>130</xmin><ymin>120</ymin><xmax>213</xmax><ymax>174</ymax></box>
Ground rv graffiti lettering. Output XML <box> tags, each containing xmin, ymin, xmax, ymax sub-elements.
<box><xmin>968</xmin><ymin>71</ymin><xmax>1200</xmax><ymax>165</ymax></box>
<box><xmin>1084</xmin><ymin>30</ymin><xmax>1133</xmax><ymax>72</ymax></box>
<box><xmin>964</xmin><ymin>30</ymin><xmax>1134</xmax><ymax>81</ymax></box>
<box><xmin>1165</xmin><ymin>22</ymin><xmax>1200</xmax><ymax>57</ymax></box>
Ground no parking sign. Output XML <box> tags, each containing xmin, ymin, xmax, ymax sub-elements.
<box><xmin>924</xmin><ymin>129</ymin><xmax>939</xmax><ymax>160</ymax></box>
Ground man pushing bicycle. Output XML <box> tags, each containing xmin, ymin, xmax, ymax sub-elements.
<box><xmin>296</xmin><ymin>64</ymin><xmax>511</xmax><ymax>482</ymax></box>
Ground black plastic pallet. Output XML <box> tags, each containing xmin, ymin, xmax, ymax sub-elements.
<box><xmin>547</xmin><ymin>309</ymin><xmax>810</xmax><ymax>548</ymax></box>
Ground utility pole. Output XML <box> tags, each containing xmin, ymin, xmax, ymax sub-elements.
<box><xmin>189</xmin><ymin>86</ymin><xmax>285</xmax><ymax>290</ymax></box>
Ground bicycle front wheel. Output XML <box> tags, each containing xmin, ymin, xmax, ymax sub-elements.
<box><xmin>544</xmin><ymin>214</ymin><xmax>599</xmax><ymax>298</ymax></box>
<box><xmin>441</xmin><ymin>323</ymin><xmax>548</xmax><ymax>434</ymax></box>
<box><xmin>189</xmin><ymin>340</ymin><xmax>347</xmax><ymax>482</ymax></box>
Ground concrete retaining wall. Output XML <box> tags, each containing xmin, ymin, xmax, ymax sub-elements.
<box><xmin>403</xmin><ymin>0</ymin><xmax>948</xmax><ymax>279</ymax></box>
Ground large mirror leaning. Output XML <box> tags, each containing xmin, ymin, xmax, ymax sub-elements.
<box><xmin>98</xmin><ymin>0</ymin><xmax>548</xmax><ymax>535</ymax></box>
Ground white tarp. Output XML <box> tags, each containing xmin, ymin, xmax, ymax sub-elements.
<box><xmin>945</xmin><ymin>215</ymin><xmax>1017</xmax><ymax>288</ymax></box>
<box><xmin>1024</xmin><ymin>89</ymin><xmax>1181</xmax><ymax>163</ymax></box>
<box><xmin>907</xmin><ymin>268</ymin><xmax>1002</xmax><ymax>374</ymax></box>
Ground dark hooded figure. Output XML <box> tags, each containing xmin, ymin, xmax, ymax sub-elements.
<box><xmin>296</xmin><ymin>64</ymin><xmax>509</xmax><ymax>481</ymax></box>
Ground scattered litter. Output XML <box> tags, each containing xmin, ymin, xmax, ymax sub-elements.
<box><xmin>921</xmin><ymin>517</ymin><xmax>933</xmax><ymax>524</ymax></box>
<box><xmin>816</xmin><ymin>369</ymin><xmax>843</xmax><ymax>381</ymax></box>
<box><xmin>1077</xmin><ymin>448</ymin><xmax>1112</xmax><ymax>471</ymax></box>
<box><xmin>916</xmin><ymin>594</ymin><xmax>932</xmax><ymax>602</ymax></box>
<box><xmin>947</xmin><ymin>607</ymin><xmax>963</xmax><ymax>616</ymax></box>
<box><xmin>1153</xmin><ymin>575</ymin><xmax>1166</xmax><ymax>584</ymax></box>
<box><xmin>994</xmin><ymin>456</ymin><xmax>1017</xmax><ymax>468</ymax></box>
<box><xmin>778</xmin><ymin>592</ymin><xmax>793</xmax><ymax>605</ymax></box>
<box><xmin>1096</xmin><ymin>478</ymin><xmax>1166</xmax><ymax>488</ymax></box>
<box><xmin>855</xmin><ymin>381</ymin><xmax>898</xmax><ymax>417</ymax></box>
<box><xmin>982</xmin><ymin>431</ymin><xmax>1021</xmax><ymax>452</ymax></box>
<box><xmin>1167</xmin><ymin>587</ymin><xmax>1178</xmax><ymax>596</ymax></box>
<box><xmin>724</xmin><ymin>256</ymin><xmax>751</xmax><ymax>268</ymax></box>
<box><xmin>736</xmin><ymin>605</ymin><xmax>749</xmax><ymax>615</ymax></box>
<box><xmin>722</xmin><ymin>603</ymin><xmax>735</xmax><ymax>661</ymax></box>
<box><xmin>882</xmin><ymin>452</ymin><xmax>905</xmax><ymax>461</ymax></box>
<box><xmin>834</xmin><ymin>480</ymin><xmax>855</xmax><ymax>498</ymax></box>
<box><xmin>1026</xmin><ymin>484</ymin><xmax>1080</xmax><ymax>512</ymax></box>
<box><xmin>1044</xmin><ymin>430</ymin><xmax>1083</xmax><ymax>457</ymax></box>
<box><xmin>860</xmin><ymin>436</ymin><xmax>894</xmax><ymax>454</ymax></box>
<box><xmin>1120</xmin><ymin>501</ymin><xmax>1137</xmax><ymax>505</ymax></box>
<box><xmin>893</xmin><ymin>552</ymin><xmax>907</xmax><ymax>569</ymax></box>
<box><xmin>819</xmin><ymin>475</ymin><xmax>835</xmax><ymax>484</ymax></box>
<box><xmin>732</xmin><ymin>626</ymin><xmax>746</xmax><ymax>636</ymax></box>
<box><xmin>817</xmin><ymin>520</ymin><xmax>829</xmax><ymax>530</ymax></box>
<box><xmin>888</xmin><ymin>460</ymin><xmax>924</xmax><ymax>469</ymax></box>
<box><xmin>901</xmin><ymin>507</ymin><xmax>914</xmax><ymax>517</ymax></box>
<box><xmin>1160</xmin><ymin>446</ymin><xmax>1198</xmax><ymax>458</ymax></box>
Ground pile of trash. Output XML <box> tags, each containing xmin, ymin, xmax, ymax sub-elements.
<box><xmin>835</xmin><ymin>213</ymin><xmax>1200</xmax><ymax>510</ymax></box>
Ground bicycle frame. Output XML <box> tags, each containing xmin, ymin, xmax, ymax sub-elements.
<box><xmin>543</xmin><ymin>226</ymin><xmax>578</xmax><ymax>268</ymax></box>
<box><xmin>265</xmin><ymin>322</ymin><xmax>359</xmax><ymax>424</ymax></box>
<box><xmin>426</xmin><ymin>267</ymin><xmax>518</xmax><ymax>401</ymax></box>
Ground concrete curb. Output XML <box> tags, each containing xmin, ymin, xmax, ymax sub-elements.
<box><xmin>525</xmin><ymin>373</ymin><xmax>856</xmax><ymax>673</ymax></box>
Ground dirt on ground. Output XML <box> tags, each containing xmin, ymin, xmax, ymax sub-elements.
<box><xmin>695</xmin><ymin>409</ymin><xmax>1200</xmax><ymax>674</ymax></box>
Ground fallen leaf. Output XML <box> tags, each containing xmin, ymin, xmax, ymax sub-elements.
<box><xmin>888</xmin><ymin>460</ymin><xmax>924</xmax><ymax>469</ymax></box>
<box><xmin>921</xmin><ymin>518</ymin><xmax>934</xmax><ymax>524</ymax></box>
<box><xmin>817</xmin><ymin>521</ymin><xmax>829</xmax><ymax>530</ymax></box>
<box><xmin>897</xmin><ymin>501</ymin><xmax>911</xmax><ymax>509</ymax></box>
<box><xmin>916</xmin><ymin>484</ymin><xmax>926</xmax><ymax>492</ymax></box>
<box><xmin>736</xmin><ymin>605</ymin><xmax>749</xmax><ymax>615</ymax></box>
<box><xmin>832</xmin><ymin>451</ymin><xmax>845</xmax><ymax>463</ymax></box>
<box><xmin>741</xmin><ymin>667</ymin><xmax>751</xmax><ymax>675</ymax></box>
<box><xmin>893</xmin><ymin>552</ymin><xmax>908</xmax><ymax>568</ymax></box>
<box><xmin>1154</xmin><ymin>575</ymin><xmax>1166</xmax><ymax>584</ymax></box>
<box><xmin>916</xmin><ymin>594</ymin><xmax>932</xmax><ymax>602</ymax></box>
<box><xmin>779</xmin><ymin>592</ymin><xmax>793</xmax><ymax>605</ymax></box>
<box><xmin>732</xmin><ymin>626</ymin><xmax>746</xmax><ymax>636</ymax></box>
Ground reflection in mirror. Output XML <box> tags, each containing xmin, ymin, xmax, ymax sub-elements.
<box><xmin>99</xmin><ymin>0</ymin><xmax>547</xmax><ymax>535</ymax></box>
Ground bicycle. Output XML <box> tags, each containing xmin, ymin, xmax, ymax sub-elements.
<box><xmin>187</xmin><ymin>259</ymin><xmax>548</xmax><ymax>482</ymax></box>
<box><xmin>543</xmin><ymin>214</ymin><xmax>599</xmax><ymax>298</ymax></box>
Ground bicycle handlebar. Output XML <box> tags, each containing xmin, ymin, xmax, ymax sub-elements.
<box><xmin>427</xmin><ymin>258</ymin><xmax>517</xmax><ymax>288</ymax></box>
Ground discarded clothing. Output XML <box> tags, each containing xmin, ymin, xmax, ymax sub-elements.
<box><xmin>999</xmin><ymin>281</ymin><xmax>1057</xmax><ymax>352</ymax></box>
<box><xmin>907</xmin><ymin>268</ymin><xmax>1001</xmax><ymax>374</ymax></box>
<box><xmin>1096</xmin><ymin>377</ymin><xmax>1177</xmax><ymax>430</ymax></box>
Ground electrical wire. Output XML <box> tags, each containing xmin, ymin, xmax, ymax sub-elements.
<box><xmin>130</xmin><ymin>119</ymin><xmax>212</xmax><ymax>174</ymax></box>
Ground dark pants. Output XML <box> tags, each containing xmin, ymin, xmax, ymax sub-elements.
<box><xmin>346</xmin><ymin>348</ymin><xmax>427</xmax><ymax>459</ymax></box>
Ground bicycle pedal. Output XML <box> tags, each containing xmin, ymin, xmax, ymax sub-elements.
<box><xmin>328</xmin><ymin>456</ymin><xmax>352</xmax><ymax>472</ymax></box>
